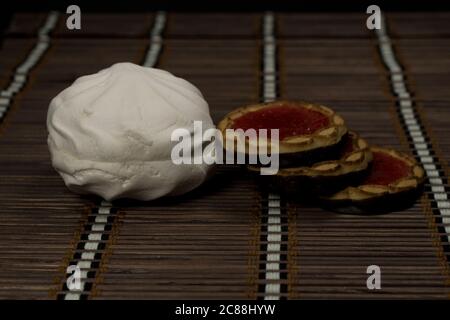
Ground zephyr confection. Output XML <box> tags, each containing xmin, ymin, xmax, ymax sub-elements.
<box><xmin>47</xmin><ymin>62</ymin><xmax>214</xmax><ymax>201</ymax></box>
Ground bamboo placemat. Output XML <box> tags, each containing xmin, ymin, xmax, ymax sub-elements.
<box><xmin>0</xmin><ymin>11</ymin><xmax>448</xmax><ymax>299</ymax></box>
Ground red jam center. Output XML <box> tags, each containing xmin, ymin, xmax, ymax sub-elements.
<box><xmin>232</xmin><ymin>105</ymin><xmax>330</xmax><ymax>140</ymax></box>
<box><xmin>364</xmin><ymin>151</ymin><xmax>411</xmax><ymax>185</ymax></box>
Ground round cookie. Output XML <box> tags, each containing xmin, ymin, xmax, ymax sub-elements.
<box><xmin>217</xmin><ymin>101</ymin><xmax>348</xmax><ymax>168</ymax></box>
<box><xmin>248</xmin><ymin>131</ymin><xmax>373</xmax><ymax>197</ymax></box>
<box><xmin>321</xmin><ymin>147</ymin><xmax>425</xmax><ymax>213</ymax></box>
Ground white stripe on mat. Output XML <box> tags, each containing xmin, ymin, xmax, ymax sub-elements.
<box><xmin>262</xmin><ymin>11</ymin><xmax>282</xmax><ymax>300</ymax></box>
<box><xmin>0</xmin><ymin>11</ymin><xmax>59</xmax><ymax>120</ymax></box>
<box><xmin>64</xmin><ymin>201</ymin><xmax>112</xmax><ymax>300</ymax></box>
<box><xmin>142</xmin><ymin>11</ymin><xmax>166</xmax><ymax>68</ymax></box>
<box><xmin>64</xmin><ymin>12</ymin><xmax>167</xmax><ymax>300</ymax></box>
<box><xmin>375</xmin><ymin>14</ymin><xmax>450</xmax><ymax>233</ymax></box>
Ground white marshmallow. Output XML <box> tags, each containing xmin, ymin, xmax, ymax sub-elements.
<box><xmin>47</xmin><ymin>62</ymin><xmax>214</xmax><ymax>201</ymax></box>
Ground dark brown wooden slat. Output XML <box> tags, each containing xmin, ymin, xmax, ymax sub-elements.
<box><xmin>165</xmin><ymin>13</ymin><xmax>260</xmax><ymax>38</ymax></box>
<box><xmin>389</xmin><ymin>12</ymin><xmax>450</xmax><ymax>38</ymax></box>
<box><xmin>4</xmin><ymin>13</ymin><xmax>49</xmax><ymax>36</ymax></box>
<box><xmin>278</xmin><ymin>13</ymin><xmax>369</xmax><ymax>38</ymax></box>
<box><xmin>54</xmin><ymin>14</ymin><xmax>155</xmax><ymax>38</ymax></box>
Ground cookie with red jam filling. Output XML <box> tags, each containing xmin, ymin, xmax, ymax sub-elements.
<box><xmin>248</xmin><ymin>131</ymin><xmax>372</xmax><ymax>197</ymax></box>
<box><xmin>321</xmin><ymin>147</ymin><xmax>425</xmax><ymax>213</ymax></box>
<box><xmin>217</xmin><ymin>101</ymin><xmax>348</xmax><ymax>167</ymax></box>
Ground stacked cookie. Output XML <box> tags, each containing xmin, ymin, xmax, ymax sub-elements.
<box><xmin>218</xmin><ymin>101</ymin><xmax>425</xmax><ymax>213</ymax></box>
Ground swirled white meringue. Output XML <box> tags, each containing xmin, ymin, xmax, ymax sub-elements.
<box><xmin>47</xmin><ymin>62</ymin><xmax>214</xmax><ymax>201</ymax></box>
